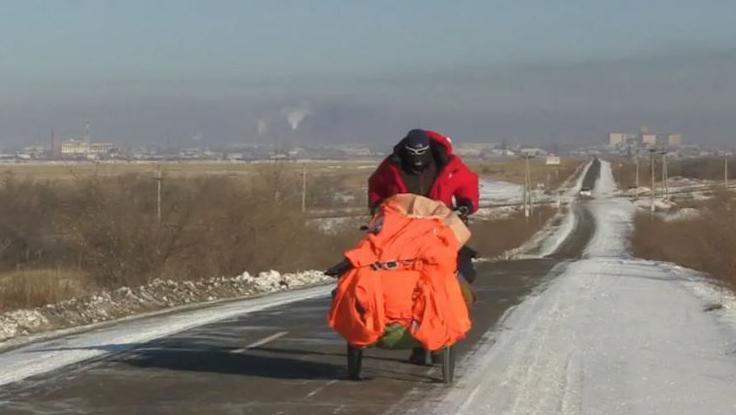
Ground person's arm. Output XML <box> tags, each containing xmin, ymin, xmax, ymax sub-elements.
<box><xmin>368</xmin><ymin>168</ymin><xmax>386</xmax><ymax>214</ymax></box>
<box><xmin>454</xmin><ymin>163</ymin><xmax>480</xmax><ymax>214</ymax></box>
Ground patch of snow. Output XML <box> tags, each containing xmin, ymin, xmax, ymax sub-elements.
<box><xmin>0</xmin><ymin>270</ymin><xmax>331</xmax><ymax>344</ymax></box>
<box><xmin>479</xmin><ymin>179</ymin><xmax>524</xmax><ymax>204</ymax></box>
<box><xmin>658</xmin><ymin>207</ymin><xmax>701</xmax><ymax>222</ymax></box>
<box><xmin>0</xmin><ymin>285</ymin><xmax>331</xmax><ymax>387</ymax></box>
<box><xmin>508</xmin><ymin>159</ymin><xmax>593</xmax><ymax>259</ymax></box>
<box><xmin>632</xmin><ymin>198</ymin><xmax>676</xmax><ymax>211</ymax></box>
<box><xmin>433</xmin><ymin>160</ymin><xmax>736</xmax><ymax>414</ymax></box>
<box><xmin>474</xmin><ymin>205</ymin><xmax>519</xmax><ymax>220</ymax></box>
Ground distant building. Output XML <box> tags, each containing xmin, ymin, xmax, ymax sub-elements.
<box><xmin>50</xmin><ymin>130</ymin><xmax>62</xmax><ymax>159</ymax></box>
<box><xmin>609</xmin><ymin>129</ymin><xmax>683</xmax><ymax>150</ymax></box>
<box><xmin>20</xmin><ymin>146</ymin><xmax>46</xmax><ymax>159</ymax></box>
<box><xmin>225</xmin><ymin>152</ymin><xmax>244</xmax><ymax>161</ymax></box>
<box><xmin>641</xmin><ymin>133</ymin><xmax>657</xmax><ymax>147</ymax></box>
<box><xmin>545</xmin><ymin>155</ymin><xmax>561</xmax><ymax>166</ymax></box>
<box><xmin>90</xmin><ymin>142</ymin><xmax>116</xmax><ymax>154</ymax></box>
<box><xmin>61</xmin><ymin>139</ymin><xmax>117</xmax><ymax>157</ymax></box>
<box><xmin>667</xmin><ymin>133</ymin><xmax>683</xmax><ymax>147</ymax></box>
<box><xmin>61</xmin><ymin>139</ymin><xmax>89</xmax><ymax>155</ymax></box>
<box><xmin>520</xmin><ymin>147</ymin><xmax>547</xmax><ymax>157</ymax></box>
<box><xmin>455</xmin><ymin>143</ymin><xmax>500</xmax><ymax>157</ymax></box>
<box><xmin>608</xmin><ymin>132</ymin><xmax>639</xmax><ymax>148</ymax></box>
<box><xmin>608</xmin><ymin>133</ymin><xmax>625</xmax><ymax>147</ymax></box>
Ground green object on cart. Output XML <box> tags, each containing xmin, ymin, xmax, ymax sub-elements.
<box><xmin>376</xmin><ymin>323</ymin><xmax>420</xmax><ymax>349</ymax></box>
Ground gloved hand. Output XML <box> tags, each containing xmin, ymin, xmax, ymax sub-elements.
<box><xmin>454</xmin><ymin>200</ymin><xmax>473</xmax><ymax>224</ymax></box>
<box><xmin>455</xmin><ymin>204</ymin><xmax>471</xmax><ymax>218</ymax></box>
<box><xmin>325</xmin><ymin>258</ymin><xmax>352</xmax><ymax>278</ymax></box>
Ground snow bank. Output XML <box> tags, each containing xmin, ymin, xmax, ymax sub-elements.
<box><xmin>0</xmin><ymin>270</ymin><xmax>330</xmax><ymax>344</ymax></box>
<box><xmin>0</xmin><ymin>284</ymin><xmax>331</xmax><ymax>387</ymax></box>
<box><xmin>507</xmin><ymin>159</ymin><xmax>592</xmax><ymax>258</ymax></box>
<box><xmin>474</xmin><ymin>205</ymin><xmax>519</xmax><ymax>220</ymax></box>
<box><xmin>434</xmin><ymin>257</ymin><xmax>736</xmax><ymax>415</ymax></box>
<box><xmin>433</xmin><ymin>160</ymin><xmax>736</xmax><ymax>414</ymax></box>
<box><xmin>659</xmin><ymin>207</ymin><xmax>701</xmax><ymax>222</ymax></box>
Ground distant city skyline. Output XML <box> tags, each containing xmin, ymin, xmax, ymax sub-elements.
<box><xmin>1</xmin><ymin>1</ymin><xmax>735</xmax><ymax>148</ymax></box>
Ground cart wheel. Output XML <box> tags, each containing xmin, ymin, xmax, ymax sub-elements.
<box><xmin>424</xmin><ymin>349</ymin><xmax>432</xmax><ymax>366</ymax></box>
<box><xmin>442</xmin><ymin>346</ymin><xmax>455</xmax><ymax>384</ymax></box>
<box><xmin>347</xmin><ymin>344</ymin><xmax>363</xmax><ymax>380</ymax></box>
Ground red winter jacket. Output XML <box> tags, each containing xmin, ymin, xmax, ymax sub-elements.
<box><xmin>368</xmin><ymin>130</ymin><xmax>479</xmax><ymax>213</ymax></box>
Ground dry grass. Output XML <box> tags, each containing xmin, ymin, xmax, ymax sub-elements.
<box><xmin>0</xmin><ymin>160</ymin><xmax>377</xmax><ymax>180</ymax></box>
<box><xmin>470</xmin><ymin>159</ymin><xmax>582</xmax><ymax>190</ymax></box>
<box><xmin>631</xmin><ymin>192</ymin><xmax>736</xmax><ymax>288</ymax></box>
<box><xmin>0</xmin><ymin>161</ymin><xmax>373</xmax><ymax>210</ymax></box>
<box><xmin>470</xmin><ymin>207</ymin><xmax>555</xmax><ymax>258</ymax></box>
<box><xmin>0</xmin><ymin>159</ymin><xmax>569</xmax><ymax>311</ymax></box>
<box><xmin>0</xmin><ymin>269</ymin><xmax>93</xmax><ymax>312</ymax></box>
<box><xmin>0</xmin><ymin>166</ymin><xmax>361</xmax><ymax>310</ymax></box>
<box><xmin>612</xmin><ymin>157</ymin><xmax>735</xmax><ymax>189</ymax></box>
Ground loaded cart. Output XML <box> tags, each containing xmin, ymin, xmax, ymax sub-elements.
<box><xmin>345</xmin><ymin>326</ymin><xmax>457</xmax><ymax>383</ymax></box>
<box><xmin>327</xmin><ymin>194</ymin><xmax>474</xmax><ymax>384</ymax></box>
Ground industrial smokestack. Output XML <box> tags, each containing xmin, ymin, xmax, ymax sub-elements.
<box><xmin>50</xmin><ymin>128</ymin><xmax>61</xmax><ymax>159</ymax></box>
<box><xmin>257</xmin><ymin>119</ymin><xmax>268</xmax><ymax>136</ymax></box>
<box><xmin>283</xmin><ymin>105</ymin><xmax>311</xmax><ymax>130</ymax></box>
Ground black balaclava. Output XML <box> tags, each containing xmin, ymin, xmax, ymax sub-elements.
<box><xmin>401</xmin><ymin>129</ymin><xmax>433</xmax><ymax>173</ymax></box>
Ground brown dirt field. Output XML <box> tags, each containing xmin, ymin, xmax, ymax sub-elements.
<box><xmin>611</xmin><ymin>156</ymin><xmax>735</xmax><ymax>190</ymax></box>
<box><xmin>0</xmin><ymin>159</ymin><xmax>573</xmax><ymax>311</ymax></box>
<box><xmin>470</xmin><ymin>158</ymin><xmax>582</xmax><ymax>190</ymax></box>
<box><xmin>630</xmin><ymin>192</ymin><xmax>736</xmax><ymax>289</ymax></box>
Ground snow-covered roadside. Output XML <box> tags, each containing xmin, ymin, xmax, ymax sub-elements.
<box><xmin>0</xmin><ymin>270</ymin><xmax>331</xmax><ymax>345</ymax></box>
<box><xmin>476</xmin><ymin>178</ymin><xmax>560</xmax><ymax>220</ymax></box>
<box><xmin>479</xmin><ymin>179</ymin><xmax>524</xmax><ymax>205</ymax></box>
<box><xmin>504</xmin><ymin>159</ymin><xmax>592</xmax><ymax>259</ymax></box>
<box><xmin>0</xmin><ymin>284</ymin><xmax>331</xmax><ymax>387</ymax></box>
<box><xmin>433</xmin><ymin>160</ymin><xmax>736</xmax><ymax>414</ymax></box>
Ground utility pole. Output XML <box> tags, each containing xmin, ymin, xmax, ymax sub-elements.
<box><xmin>155</xmin><ymin>165</ymin><xmax>163</xmax><ymax>224</ymax></box>
<box><xmin>649</xmin><ymin>149</ymin><xmax>656</xmax><ymax>215</ymax></box>
<box><xmin>662</xmin><ymin>152</ymin><xmax>669</xmax><ymax>200</ymax></box>
<box><xmin>523</xmin><ymin>155</ymin><xmax>531</xmax><ymax>220</ymax></box>
<box><xmin>530</xmin><ymin>188</ymin><xmax>535</xmax><ymax>216</ymax></box>
<box><xmin>726</xmin><ymin>153</ymin><xmax>730</xmax><ymax>189</ymax></box>
<box><xmin>301</xmin><ymin>165</ymin><xmax>307</xmax><ymax>213</ymax></box>
<box><xmin>522</xmin><ymin>171</ymin><xmax>528</xmax><ymax>220</ymax></box>
<box><xmin>634</xmin><ymin>154</ymin><xmax>640</xmax><ymax>200</ymax></box>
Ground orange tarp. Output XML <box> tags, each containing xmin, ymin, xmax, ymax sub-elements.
<box><xmin>327</xmin><ymin>194</ymin><xmax>472</xmax><ymax>351</ymax></box>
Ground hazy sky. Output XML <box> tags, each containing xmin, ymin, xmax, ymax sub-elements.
<box><xmin>1</xmin><ymin>0</ymin><xmax>735</xmax><ymax>148</ymax></box>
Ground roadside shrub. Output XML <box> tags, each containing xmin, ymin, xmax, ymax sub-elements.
<box><xmin>631</xmin><ymin>192</ymin><xmax>736</xmax><ymax>288</ymax></box>
<box><xmin>472</xmin><ymin>159</ymin><xmax>582</xmax><ymax>191</ymax></box>
<box><xmin>612</xmin><ymin>157</ymin><xmax>735</xmax><ymax>189</ymax></box>
<box><xmin>0</xmin><ymin>165</ymin><xmax>359</xmax><ymax>310</ymax></box>
<box><xmin>0</xmin><ymin>269</ymin><xmax>93</xmax><ymax>311</ymax></box>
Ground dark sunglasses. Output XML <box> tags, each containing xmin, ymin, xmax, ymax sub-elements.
<box><xmin>404</xmin><ymin>144</ymin><xmax>429</xmax><ymax>156</ymax></box>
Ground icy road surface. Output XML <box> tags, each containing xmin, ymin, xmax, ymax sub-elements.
<box><xmin>430</xmin><ymin>160</ymin><xmax>736</xmax><ymax>415</ymax></box>
<box><xmin>0</xmin><ymin>286</ymin><xmax>331</xmax><ymax>387</ymax></box>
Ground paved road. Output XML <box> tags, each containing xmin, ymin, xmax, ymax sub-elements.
<box><xmin>0</xmin><ymin>161</ymin><xmax>600</xmax><ymax>415</ymax></box>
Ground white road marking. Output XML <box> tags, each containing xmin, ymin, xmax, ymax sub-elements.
<box><xmin>230</xmin><ymin>331</ymin><xmax>289</xmax><ymax>353</ymax></box>
<box><xmin>0</xmin><ymin>285</ymin><xmax>331</xmax><ymax>387</ymax></box>
<box><xmin>305</xmin><ymin>379</ymin><xmax>339</xmax><ymax>399</ymax></box>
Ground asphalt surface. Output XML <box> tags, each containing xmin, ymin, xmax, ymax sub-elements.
<box><xmin>0</xmin><ymin>161</ymin><xmax>600</xmax><ymax>415</ymax></box>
